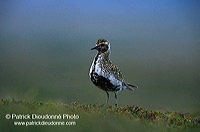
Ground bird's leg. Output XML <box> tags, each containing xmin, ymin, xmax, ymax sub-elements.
<box><xmin>114</xmin><ymin>92</ymin><xmax>118</xmax><ymax>107</ymax></box>
<box><xmin>104</xmin><ymin>91</ymin><xmax>109</xmax><ymax>107</ymax></box>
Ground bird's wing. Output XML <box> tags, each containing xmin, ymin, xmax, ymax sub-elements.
<box><xmin>101</xmin><ymin>61</ymin><xmax>124</xmax><ymax>82</ymax></box>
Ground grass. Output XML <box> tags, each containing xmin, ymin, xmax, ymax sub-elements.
<box><xmin>0</xmin><ymin>99</ymin><xmax>199</xmax><ymax>132</ymax></box>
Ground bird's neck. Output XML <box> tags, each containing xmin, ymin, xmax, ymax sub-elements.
<box><xmin>96</xmin><ymin>51</ymin><xmax>110</xmax><ymax>61</ymax></box>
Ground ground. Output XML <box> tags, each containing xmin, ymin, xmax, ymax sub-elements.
<box><xmin>0</xmin><ymin>99</ymin><xmax>199</xmax><ymax>132</ymax></box>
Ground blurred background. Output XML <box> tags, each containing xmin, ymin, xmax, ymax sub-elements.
<box><xmin>0</xmin><ymin>0</ymin><xmax>200</xmax><ymax>112</ymax></box>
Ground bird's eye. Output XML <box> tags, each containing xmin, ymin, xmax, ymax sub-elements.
<box><xmin>100</xmin><ymin>44</ymin><xmax>108</xmax><ymax>53</ymax></box>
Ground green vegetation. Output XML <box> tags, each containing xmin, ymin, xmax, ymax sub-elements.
<box><xmin>0</xmin><ymin>99</ymin><xmax>199</xmax><ymax>132</ymax></box>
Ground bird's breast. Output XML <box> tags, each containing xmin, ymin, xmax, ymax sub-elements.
<box><xmin>89</xmin><ymin>54</ymin><xmax>124</xmax><ymax>92</ymax></box>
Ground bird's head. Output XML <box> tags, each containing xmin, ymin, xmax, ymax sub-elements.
<box><xmin>91</xmin><ymin>39</ymin><xmax>110</xmax><ymax>53</ymax></box>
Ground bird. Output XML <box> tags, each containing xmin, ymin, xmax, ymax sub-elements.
<box><xmin>89</xmin><ymin>38</ymin><xmax>138</xmax><ymax>107</ymax></box>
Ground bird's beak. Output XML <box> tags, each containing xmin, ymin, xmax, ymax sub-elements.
<box><xmin>91</xmin><ymin>46</ymin><xmax>97</xmax><ymax>50</ymax></box>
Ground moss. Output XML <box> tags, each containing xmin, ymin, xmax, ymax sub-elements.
<box><xmin>0</xmin><ymin>99</ymin><xmax>199</xmax><ymax>132</ymax></box>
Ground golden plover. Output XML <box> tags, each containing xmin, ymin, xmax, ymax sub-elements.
<box><xmin>89</xmin><ymin>38</ymin><xmax>138</xmax><ymax>107</ymax></box>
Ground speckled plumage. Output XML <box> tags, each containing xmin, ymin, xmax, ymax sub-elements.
<box><xmin>89</xmin><ymin>39</ymin><xmax>138</xmax><ymax>107</ymax></box>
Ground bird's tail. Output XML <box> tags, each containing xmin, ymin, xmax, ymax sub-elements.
<box><xmin>124</xmin><ymin>82</ymin><xmax>138</xmax><ymax>91</ymax></box>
